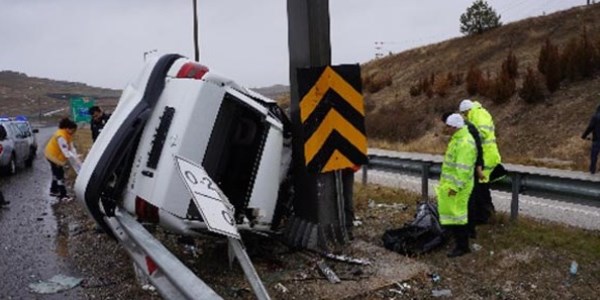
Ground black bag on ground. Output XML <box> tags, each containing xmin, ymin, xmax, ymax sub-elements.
<box><xmin>382</xmin><ymin>201</ymin><xmax>446</xmax><ymax>256</ymax></box>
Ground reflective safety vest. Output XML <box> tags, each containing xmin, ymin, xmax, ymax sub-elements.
<box><xmin>435</xmin><ymin>127</ymin><xmax>476</xmax><ymax>226</ymax></box>
<box><xmin>45</xmin><ymin>129</ymin><xmax>73</xmax><ymax>166</ymax></box>
<box><xmin>467</xmin><ymin>101</ymin><xmax>501</xmax><ymax>182</ymax></box>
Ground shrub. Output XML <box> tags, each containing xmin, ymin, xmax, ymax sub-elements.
<box><xmin>578</xmin><ymin>27</ymin><xmax>597</xmax><ymax>79</ymax></box>
<box><xmin>519</xmin><ymin>67</ymin><xmax>545</xmax><ymax>103</ymax></box>
<box><xmin>536</xmin><ymin>38</ymin><xmax>562</xmax><ymax>93</ymax></box>
<box><xmin>545</xmin><ymin>45</ymin><xmax>561</xmax><ymax>93</ymax></box>
<box><xmin>465</xmin><ymin>65</ymin><xmax>483</xmax><ymax>95</ymax></box>
<box><xmin>538</xmin><ymin>38</ymin><xmax>552</xmax><ymax>74</ymax></box>
<box><xmin>560</xmin><ymin>28</ymin><xmax>598</xmax><ymax>81</ymax></box>
<box><xmin>478</xmin><ymin>71</ymin><xmax>491</xmax><ymax>98</ymax></box>
<box><xmin>489</xmin><ymin>69</ymin><xmax>515</xmax><ymax>104</ymax></box>
<box><xmin>434</xmin><ymin>75</ymin><xmax>450</xmax><ymax>97</ymax></box>
<box><xmin>502</xmin><ymin>49</ymin><xmax>519</xmax><ymax>79</ymax></box>
<box><xmin>560</xmin><ymin>37</ymin><xmax>579</xmax><ymax>81</ymax></box>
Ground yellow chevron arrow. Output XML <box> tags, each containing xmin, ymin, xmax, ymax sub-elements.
<box><xmin>322</xmin><ymin>149</ymin><xmax>354</xmax><ymax>173</ymax></box>
<box><xmin>300</xmin><ymin>66</ymin><xmax>364</xmax><ymax>123</ymax></box>
<box><xmin>304</xmin><ymin>109</ymin><xmax>367</xmax><ymax>164</ymax></box>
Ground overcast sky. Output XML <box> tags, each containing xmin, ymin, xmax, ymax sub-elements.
<box><xmin>0</xmin><ymin>0</ymin><xmax>587</xmax><ymax>90</ymax></box>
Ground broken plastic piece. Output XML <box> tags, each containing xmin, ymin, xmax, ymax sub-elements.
<box><xmin>29</xmin><ymin>275</ymin><xmax>82</xmax><ymax>294</ymax></box>
<box><xmin>317</xmin><ymin>261</ymin><xmax>341</xmax><ymax>284</ymax></box>
<box><xmin>432</xmin><ymin>289</ymin><xmax>452</xmax><ymax>297</ymax></box>
<box><xmin>274</xmin><ymin>283</ymin><xmax>288</xmax><ymax>293</ymax></box>
<box><xmin>570</xmin><ymin>261</ymin><xmax>578</xmax><ymax>275</ymax></box>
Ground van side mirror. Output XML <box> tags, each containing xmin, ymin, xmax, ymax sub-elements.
<box><xmin>32</xmin><ymin>129</ymin><xmax>39</xmax><ymax>134</ymax></box>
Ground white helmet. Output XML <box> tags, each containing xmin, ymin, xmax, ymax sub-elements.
<box><xmin>459</xmin><ymin>99</ymin><xmax>474</xmax><ymax>112</ymax></box>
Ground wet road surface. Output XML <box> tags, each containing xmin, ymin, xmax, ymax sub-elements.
<box><xmin>0</xmin><ymin>127</ymin><xmax>82</xmax><ymax>299</ymax></box>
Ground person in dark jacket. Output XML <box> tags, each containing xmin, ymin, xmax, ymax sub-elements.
<box><xmin>443</xmin><ymin>112</ymin><xmax>484</xmax><ymax>238</ymax></box>
<box><xmin>582</xmin><ymin>104</ymin><xmax>600</xmax><ymax>174</ymax></box>
<box><xmin>89</xmin><ymin>106</ymin><xmax>110</xmax><ymax>142</ymax></box>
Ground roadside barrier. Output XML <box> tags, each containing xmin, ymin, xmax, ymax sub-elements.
<box><xmin>363</xmin><ymin>150</ymin><xmax>600</xmax><ymax>220</ymax></box>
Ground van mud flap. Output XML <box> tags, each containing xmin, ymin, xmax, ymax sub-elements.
<box><xmin>83</xmin><ymin>54</ymin><xmax>182</xmax><ymax>237</ymax></box>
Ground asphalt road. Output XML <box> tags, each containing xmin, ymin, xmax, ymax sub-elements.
<box><xmin>0</xmin><ymin>127</ymin><xmax>82</xmax><ymax>299</ymax></box>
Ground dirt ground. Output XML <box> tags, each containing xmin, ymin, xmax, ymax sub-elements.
<box><xmin>55</xmin><ymin>176</ymin><xmax>600</xmax><ymax>299</ymax></box>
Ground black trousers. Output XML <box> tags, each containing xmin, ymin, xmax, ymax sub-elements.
<box><xmin>469</xmin><ymin>182</ymin><xmax>494</xmax><ymax>225</ymax></box>
<box><xmin>48</xmin><ymin>160</ymin><xmax>67</xmax><ymax>197</ymax></box>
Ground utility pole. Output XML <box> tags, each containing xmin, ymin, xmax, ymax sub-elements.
<box><xmin>287</xmin><ymin>0</ymin><xmax>351</xmax><ymax>251</ymax></box>
<box><xmin>193</xmin><ymin>0</ymin><xmax>200</xmax><ymax>61</ymax></box>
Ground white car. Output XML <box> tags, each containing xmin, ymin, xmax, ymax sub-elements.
<box><xmin>0</xmin><ymin>117</ymin><xmax>38</xmax><ymax>174</ymax></box>
<box><xmin>75</xmin><ymin>54</ymin><xmax>292</xmax><ymax>236</ymax></box>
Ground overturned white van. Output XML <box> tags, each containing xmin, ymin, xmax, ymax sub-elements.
<box><xmin>75</xmin><ymin>54</ymin><xmax>292</xmax><ymax>237</ymax></box>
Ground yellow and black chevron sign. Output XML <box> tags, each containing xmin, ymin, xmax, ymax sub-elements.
<box><xmin>297</xmin><ymin>64</ymin><xmax>368</xmax><ymax>173</ymax></box>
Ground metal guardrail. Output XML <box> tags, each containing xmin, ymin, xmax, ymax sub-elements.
<box><xmin>109</xmin><ymin>209</ymin><xmax>223</xmax><ymax>300</ymax></box>
<box><xmin>363</xmin><ymin>152</ymin><xmax>600</xmax><ymax>220</ymax></box>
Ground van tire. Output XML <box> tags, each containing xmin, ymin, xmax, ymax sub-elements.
<box><xmin>8</xmin><ymin>153</ymin><xmax>16</xmax><ymax>175</ymax></box>
<box><xmin>25</xmin><ymin>147</ymin><xmax>35</xmax><ymax>167</ymax></box>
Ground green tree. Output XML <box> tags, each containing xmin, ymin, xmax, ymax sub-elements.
<box><xmin>460</xmin><ymin>0</ymin><xmax>502</xmax><ymax>35</ymax></box>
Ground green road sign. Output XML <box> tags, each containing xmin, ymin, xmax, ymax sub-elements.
<box><xmin>70</xmin><ymin>97</ymin><xmax>95</xmax><ymax>123</ymax></box>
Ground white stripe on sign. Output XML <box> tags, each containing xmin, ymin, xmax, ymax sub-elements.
<box><xmin>175</xmin><ymin>155</ymin><xmax>240</xmax><ymax>239</ymax></box>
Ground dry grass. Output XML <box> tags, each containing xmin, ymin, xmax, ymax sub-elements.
<box><xmin>362</xmin><ymin>4</ymin><xmax>600</xmax><ymax>172</ymax></box>
<box><xmin>352</xmin><ymin>183</ymin><xmax>600</xmax><ymax>299</ymax></box>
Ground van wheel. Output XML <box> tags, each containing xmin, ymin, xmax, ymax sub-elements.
<box><xmin>25</xmin><ymin>148</ymin><xmax>35</xmax><ymax>167</ymax></box>
<box><xmin>8</xmin><ymin>154</ymin><xmax>16</xmax><ymax>175</ymax></box>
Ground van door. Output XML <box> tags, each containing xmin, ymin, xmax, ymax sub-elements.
<box><xmin>9</xmin><ymin>123</ymin><xmax>27</xmax><ymax>164</ymax></box>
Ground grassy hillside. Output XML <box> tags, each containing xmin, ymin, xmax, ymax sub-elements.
<box><xmin>0</xmin><ymin>71</ymin><xmax>121</xmax><ymax>118</ymax></box>
<box><xmin>362</xmin><ymin>3</ymin><xmax>600</xmax><ymax>171</ymax></box>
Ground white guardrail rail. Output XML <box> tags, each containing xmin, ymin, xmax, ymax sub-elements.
<box><xmin>363</xmin><ymin>149</ymin><xmax>600</xmax><ymax>220</ymax></box>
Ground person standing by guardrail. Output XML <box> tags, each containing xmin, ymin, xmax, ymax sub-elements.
<box><xmin>581</xmin><ymin>104</ymin><xmax>600</xmax><ymax>174</ymax></box>
<box><xmin>459</xmin><ymin>99</ymin><xmax>503</xmax><ymax>224</ymax></box>
<box><xmin>436</xmin><ymin>113</ymin><xmax>477</xmax><ymax>258</ymax></box>
<box><xmin>44</xmin><ymin>118</ymin><xmax>79</xmax><ymax>201</ymax></box>
<box><xmin>443</xmin><ymin>112</ymin><xmax>483</xmax><ymax>239</ymax></box>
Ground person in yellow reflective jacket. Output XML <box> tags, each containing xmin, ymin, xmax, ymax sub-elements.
<box><xmin>44</xmin><ymin>118</ymin><xmax>78</xmax><ymax>201</ymax></box>
<box><xmin>436</xmin><ymin>113</ymin><xmax>477</xmax><ymax>257</ymax></box>
<box><xmin>459</xmin><ymin>99</ymin><xmax>504</xmax><ymax>224</ymax></box>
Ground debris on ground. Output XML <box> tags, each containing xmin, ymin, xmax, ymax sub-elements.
<box><xmin>432</xmin><ymin>288</ymin><xmax>452</xmax><ymax>297</ymax></box>
<box><xmin>274</xmin><ymin>282</ymin><xmax>289</xmax><ymax>293</ymax></box>
<box><xmin>317</xmin><ymin>260</ymin><xmax>341</xmax><ymax>284</ymax></box>
<box><xmin>430</xmin><ymin>272</ymin><xmax>441</xmax><ymax>283</ymax></box>
<box><xmin>569</xmin><ymin>261</ymin><xmax>578</xmax><ymax>275</ymax></box>
<box><xmin>368</xmin><ymin>199</ymin><xmax>408</xmax><ymax>210</ymax></box>
<box><xmin>29</xmin><ymin>275</ymin><xmax>83</xmax><ymax>294</ymax></box>
<box><xmin>322</xmin><ymin>252</ymin><xmax>372</xmax><ymax>265</ymax></box>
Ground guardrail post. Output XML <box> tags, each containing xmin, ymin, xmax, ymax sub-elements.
<box><xmin>362</xmin><ymin>164</ymin><xmax>368</xmax><ymax>185</ymax></box>
<box><xmin>421</xmin><ymin>163</ymin><xmax>430</xmax><ymax>201</ymax></box>
<box><xmin>511</xmin><ymin>173</ymin><xmax>521</xmax><ymax>221</ymax></box>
